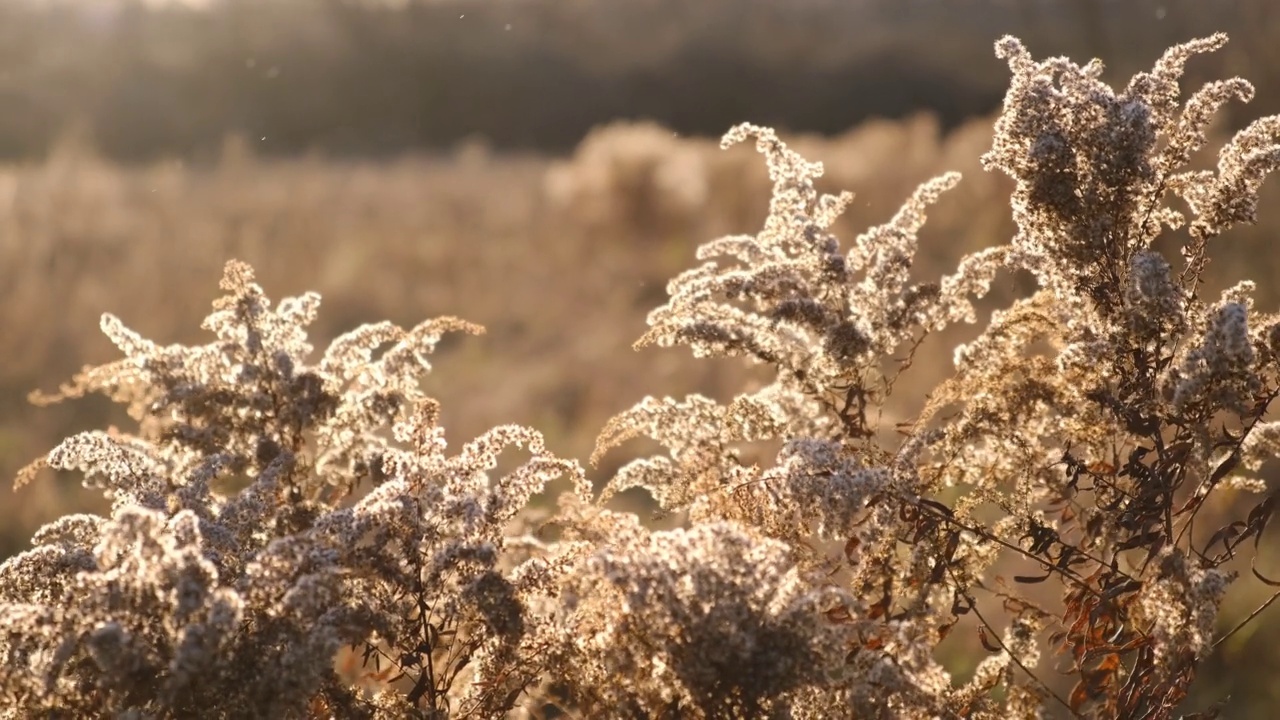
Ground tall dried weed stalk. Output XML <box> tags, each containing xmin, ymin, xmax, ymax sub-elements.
<box><xmin>5</xmin><ymin>33</ymin><xmax>1280</xmax><ymax>719</ymax></box>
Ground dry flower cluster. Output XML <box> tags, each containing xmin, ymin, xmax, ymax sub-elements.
<box><xmin>4</xmin><ymin>34</ymin><xmax>1280</xmax><ymax>719</ymax></box>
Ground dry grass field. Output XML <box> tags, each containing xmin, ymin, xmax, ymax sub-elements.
<box><xmin>6</xmin><ymin>1</ymin><xmax>1280</xmax><ymax>714</ymax></box>
<box><xmin>0</xmin><ymin>114</ymin><xmax>1024</xmax><ymax>554</ymax></box>
<box><xmin>5</xmin><ymin>110</ymin><xmax>1280</xmax><ymax>714</ymax></box>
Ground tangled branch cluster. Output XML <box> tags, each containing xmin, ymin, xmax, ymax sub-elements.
<box><xmin>4</xmin><ymin>33</ymin><xmax>1280</xmax><ymax>719</ymax></box>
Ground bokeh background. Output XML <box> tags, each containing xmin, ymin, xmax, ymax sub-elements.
<box><xmin>2</xmin><ymin>0</ymin><xmax>1279</xmax><ymax>715</ymax></box>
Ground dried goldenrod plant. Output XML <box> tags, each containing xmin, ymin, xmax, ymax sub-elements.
<box><xmin>4</xmin><ymin>33</ymin><xmax>1280</xmax><ymax>719</ymax></box>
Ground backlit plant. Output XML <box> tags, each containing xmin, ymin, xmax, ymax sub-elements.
<box><xmin>4</xmin><ymin>33</ymin><xmax>1280</xmax><ymax>719</ymax></box>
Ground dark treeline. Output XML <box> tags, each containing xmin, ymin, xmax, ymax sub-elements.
<box><xmin>0</xmin><ymin>0</ymin><xmax>1276</xmax><ymax>161</ymax></box>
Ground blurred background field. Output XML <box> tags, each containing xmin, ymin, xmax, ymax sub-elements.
<box><xmin>3</xmin><ymin>0</ymin><xmax>1280</xmax><ymax>715</ymax></box>
<box><xmin>1</xmin><ymin>0</ymin><xmax>1278</xmax><ymax>160</ymax></box>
